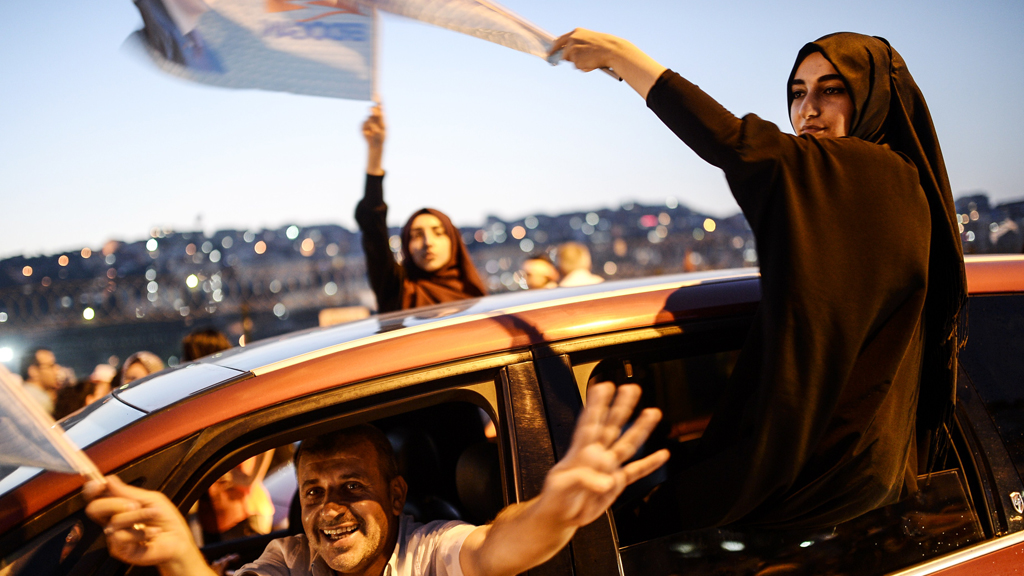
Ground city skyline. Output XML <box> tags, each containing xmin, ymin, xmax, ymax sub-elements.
<box><xmin>3</xmin><ymin>0</ymin><xmax>1022</xmax><ymax>258</ymax></box>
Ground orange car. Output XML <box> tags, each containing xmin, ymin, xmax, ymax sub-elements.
<box><xmin>2</xmin><ymin>255</ymin><xmax>1023</xmax><ymax>575</ymax></box>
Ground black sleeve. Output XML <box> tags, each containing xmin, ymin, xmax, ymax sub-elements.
<box><xmin>354</xmin><ymin>174</ymin><xmax>403</xmax><ymax>313</ymax></box>
<box><xmin>646</xmin><ymin>69</ymin><xmax>795</xmax><ymax>231</ymax></box>
<box><xmin>646</xmin><ymin>70</ymin><xmax>745</xmax><ymax>170</ymax></box>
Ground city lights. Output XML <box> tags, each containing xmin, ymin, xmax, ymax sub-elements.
<box><xmin>300</xmin><ymin>238</ymin><xmax>315</xmax><ymax>256</ymax></box>
<box><xmin>58</xmin><ymin>255</ymin><xmax>69</xmax><ymax>266</ymax></box>
<box><xmin>0</xmin><ymin>312</ymin><xmax>7</xmax><ymax>323</ymax></box>
<box><xmin>22</xmin><ymin>266</ymin><xmax>32</xmax><ymax>277</ymax></box>
<box><xmin>81</xmin><ymin>247</ymin><xmax>92</xmax><ymax>258</ymax></box>
<box><xmin>604</xmin><ymin>262</ymin><xmax>618</xmax><ymax>275</ymax></box>
<box><xmin>83</xmin><ymin>307</ymin><xmax>95</xmax><ymax>320</ymax></box>
<box><xmin>704</xmin><ymin>218</ymin><xmax>717</xmax><ymax>232</ymax></box>
<box><xmin>511</xmin><ymin>225</ymin><xmax>526</xmax><ymax>240</ymax></box>
<box><xmin>286</xmin><ymin>225</ymin><xmax>300</xmax><ymax>240</ymax></box>
<box><xmin>0</xmin><ymin>347</ymin><xmax>13</xmax><ymax>363</ymax></box>
<box><xmin>147</xmin><ymin>238</ymin><xmax>158</xmax><ymax>251</ymax></box>
<box><xmin>254</xmin><ymin>240</ymin><xmax>267</xmax><ymax>254</ymax></box>
<box><xmin>186</xmin><ymin>274</ymin><xmax>199</xmax><ymax>288</ymax></box>
<box><xmin>324</xmin><ymin>282</ymin><xmax>338</xmax><ymax>296</ymax></box>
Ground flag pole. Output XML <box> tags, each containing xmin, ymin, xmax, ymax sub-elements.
<box><xmin>372</xmin><ymin>6</ymin><xmax>381</xmax><ymax>105</ymax></box>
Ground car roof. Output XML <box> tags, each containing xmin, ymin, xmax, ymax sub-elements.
<box><xmin>2</xmin><ymin>256</ymin><xmax>1022</xmax><ymax>532</ymax></box>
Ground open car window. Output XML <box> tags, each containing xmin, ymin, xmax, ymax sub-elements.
<box><xmin>183</xmin><ymin>392</ymin><xmax>505</xmax><ymax>573</ymax></box>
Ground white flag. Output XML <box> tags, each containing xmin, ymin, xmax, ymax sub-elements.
<box><xmin>129</xmin><ymin>0</ymin><xmax>376</xmax><ymax>100</ymax></box>
<box><xmin>0</xmin><ymin>365</ymin><xmax>103</xmax><ymax>483</ymax></box>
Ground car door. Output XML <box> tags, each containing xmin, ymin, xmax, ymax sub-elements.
<box><xmin>532</xmin><ymin>313</ymin><xmax>998</xmax><ymax>576</ymax></box>
<box><xmin>0</xmin><ymin>347</ymin><xmax>577</xmax><ymax>576</ymax></box>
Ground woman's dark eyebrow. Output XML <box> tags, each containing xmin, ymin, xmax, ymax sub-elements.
<box><xmin>790</xmin><ymin>73</ymin><xmax>844</xmax><ymax>88</ymax></box>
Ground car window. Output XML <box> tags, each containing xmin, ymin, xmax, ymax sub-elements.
<box><xmin>572</xmin><ymin>337</ymin><xmax>986</xmax><ymax>575</ymax></box>
<box><xmin>189</xmin><ymin>399</ymin><xmax>502</xmax><ymax>574</ymax></box>
<box><xmin>958</xmin><ymin>294</ymin><xmax>1024</xmax><ymax>483</ymax></box>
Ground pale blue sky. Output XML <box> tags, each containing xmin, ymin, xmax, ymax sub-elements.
<box><xmin>2</xmin><ymin>0</ymin><xmax>1022</xmax><ymax>258</ymax></box>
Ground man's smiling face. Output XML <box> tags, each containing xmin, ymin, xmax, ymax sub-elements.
<box><xmin>298</xmin><ymin>439</ymin><xmax>406</xmax><ymax>575</ymax></box>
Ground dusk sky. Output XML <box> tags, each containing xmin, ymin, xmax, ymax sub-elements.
<box><xmin>2</xmin><ymin>0</ymin><xmax>1022</xmax><ymax>259</ymax></box>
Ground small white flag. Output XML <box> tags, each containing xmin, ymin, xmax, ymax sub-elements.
<box><xmin>0</xmin><ymin>365</ymin><xmax>103</xmax><ymax>483</ymax></box>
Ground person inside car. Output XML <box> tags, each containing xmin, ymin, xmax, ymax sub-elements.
<box><xmin>355</xmin><ymin>106</ymin><xmax>487</xmax><ymax>313</ymax></box>
<box><xmin>550</xmin><ymin>30</ymin><xmax>966</xmax><ymax>532</ymax></box>
<box><xmin>83</xmin><ymin>382</ymin><xmax>668</xmax><ymax>576</ymax></box>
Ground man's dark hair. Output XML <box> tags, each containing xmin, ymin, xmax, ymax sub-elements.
<box><xmin>20</xmin><ymin>347</ymin><xmax>51</xmax><ymax>380</ymax></box>
<box><xmin>181</xmin><ymin>328</ymin><xmax>231</xmax><ymax>362</ymax></box>
<box><xmin>294</xmin><ymin>424</ymin><xmax>399</xmax><ymax>482</ymax></box>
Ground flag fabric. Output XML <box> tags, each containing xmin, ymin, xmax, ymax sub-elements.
<box><xmin>354</xmin><ymin>0</ymin><xmax>555</xmax><ymax>58</ymax></box>
<box><xmin>129</xmin><ymin>0</ymin><xmax>376</xmax><ymax>100</ymax></box>
<box><xmin>0</xmin><ymin>365</ymin><xmax>103</xmax><ymax>483</ymax></box>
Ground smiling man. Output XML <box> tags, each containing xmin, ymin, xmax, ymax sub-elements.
<box><xmin>248</xmin><ymin>425</ymin><xmax>473</xmax><ymax>576</ymax></box>
<box><xmin>85</xmin><ymin>382</ymin><xmax>668</xmax><ymax>576</ymax></box>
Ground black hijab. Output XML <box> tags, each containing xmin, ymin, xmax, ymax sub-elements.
<box><xmin>789</xmin><ymin>33</ymin><xmax>967</xmax><ymax>436</ymax></box>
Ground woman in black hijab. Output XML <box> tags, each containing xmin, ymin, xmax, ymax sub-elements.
<box><xmin>551</xmin><ymin>31</ymin><xmax>966</xmax><ymax>530</ymax></box>
<box><xmin>355</xmin><ymin>107</ymin><xmax>487</xmax><ymax>313</ymax></box>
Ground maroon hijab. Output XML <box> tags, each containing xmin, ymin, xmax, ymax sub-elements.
<box><xmin>399</xmin><ymin>208</ymin><xmax>487</xmax><ymax>310</ymax></box>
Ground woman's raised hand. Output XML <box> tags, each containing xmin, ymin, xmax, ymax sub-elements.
<box><xmin>549</xmin><ymin>29</ymin><xmax>668</xmax><ymax>99</ymax></box>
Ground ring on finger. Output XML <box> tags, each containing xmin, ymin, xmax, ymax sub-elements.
<box><xmin>132</xmin><ymin>523</ymin><xmax>146</xmax><ymax>532</ymax></box>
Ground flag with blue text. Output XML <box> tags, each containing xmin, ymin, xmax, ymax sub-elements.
<box><xmin>129</xmin><ymin>0</ymin><xmax>376</xmax><ymax>100</ymax></box>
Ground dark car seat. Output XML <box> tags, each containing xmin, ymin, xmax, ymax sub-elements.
<box><xmin>456</xmin><ymin>441</ymin><xmax>504</xmax><ymax>525</ymax></box>
<box><xmin>388</xmin><ymin>427</ymin><xmax>464</xmax><ymax>522</ymax></box>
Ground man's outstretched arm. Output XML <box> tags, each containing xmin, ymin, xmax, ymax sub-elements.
<box><xmin>459</xmin><ymin>382</ymin><xmax>670</xmax><ymax>576</ymax></box>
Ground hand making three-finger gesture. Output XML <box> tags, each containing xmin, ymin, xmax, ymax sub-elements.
<box><xmin>540</xmin><ymin>382</ymin><xmax>670</xmax><ymax>527</ymax></box>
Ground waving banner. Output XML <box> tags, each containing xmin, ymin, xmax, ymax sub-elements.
<box><xmin>354</xmin><ymin>0</ymin><xmax>555</xmax><ymax>58</ymax></box>
<box><xmin>0</xmin><ymin>365</ymin><xmax>103</xmax><ymax>484</ymax></box>
<box><xmin>129</xmin><ymin>0</ymin><xmax>376</xmax><ymax>100</ymax></box>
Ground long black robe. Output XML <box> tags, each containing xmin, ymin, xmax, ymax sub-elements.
<box><xmin>639</xmin><ymin>33</ymin><xmax>965</xmax><ymax>531</ymax></box>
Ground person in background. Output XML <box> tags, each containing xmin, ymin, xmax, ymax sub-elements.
<box><xmin>52</xmin><ymin>364</ymin><xmax>118</xmax><ymax>420</ymax></box>
<box><xmin>20</xmin><ymin>347</ymin><xmax>62</xmax><ymax>415</ymax></box>
<box><xmin>556</xmin><ymin>242</ymin><xmax>604</xmax><ymax>287</ymax></box>
<box><xmin>182</xmin><ymin>327</ymin><xmax>232</xmax><ymax>362</ymax></box>
<box><xmin>86</xmin><ymin>364</ymin><xmax>117</xmax><ymax>404</ymax></box>
<box><xmin>355</xmin><ymin>106</ymin><xmax>487</xmax><ymax>312</ymax></box>
<box><xmin>120</xmin><ymin>352</ymin><xmax>165</xmax><ymax>386</ymax></box>
<box><xmin>178</xmin><ymin>327</ymin><xmax>276</xmax><ymax>544</ymax></box>
<box><xmin>521</xmin><ymin>253</ymin><xmax>560</xmax><ymax>289</ymax></box>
